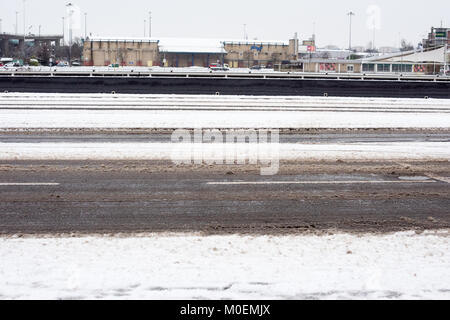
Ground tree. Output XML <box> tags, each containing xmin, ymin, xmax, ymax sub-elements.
<box><xmin>37</xmin><ymin>42</ymin><xmax>51</xmax><ymax>65</ymax></box>
<box><xmin>400</xmin><ymin>39</ymin><xmax>414</xmax><ymax>52</ymax></box>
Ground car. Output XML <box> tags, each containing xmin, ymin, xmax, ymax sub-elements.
<box><xmin>250</xmin><ymin>65</ymin><xmax>266</xmax><ymax>70</ymax></box>
<box><xmin>0</xmin><ymin>62</ymin><xmax>3</xmax><ymax>67</ymax></box>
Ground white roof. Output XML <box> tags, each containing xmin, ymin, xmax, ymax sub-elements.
<box><xmin>158</xmin><ymin>38</ymin><xmax>226</xmax><ymax>54</ymax></box>
<box><xmin>365</xmin><ymin>47</ymin><xmax>447</xmax><ymax>64</ymax></box>
<box><xmin>87</xmin><ymin>36</ymin><xmax>289</xmax><ymax>54</ymax></box>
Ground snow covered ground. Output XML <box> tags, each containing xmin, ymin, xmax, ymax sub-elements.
<box><xmin>1</xmin><ymin>231</ymin><xmax>449</xmax><ymax>300</ymax></box>
<box><xmin>0</xmin><ymin>142</ymin><xmax>449</xmax><ymax>161</ymax></box>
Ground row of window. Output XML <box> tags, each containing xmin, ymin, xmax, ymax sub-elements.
<box><xmin>363</xmin><ymin>64</ymin><xmax>415</xmax><ymax>73</ymax></box>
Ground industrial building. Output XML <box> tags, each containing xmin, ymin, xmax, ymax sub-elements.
<box><xmin>83</xmin><ymin>36</ymin><xmax>299</xmax><ymax>67</ymax></box>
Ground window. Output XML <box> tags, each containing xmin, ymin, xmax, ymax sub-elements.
<box><xmin>392</xmin><ymin>64</ymin><xmax>412</xmax><ymax>73</ymax></box>
<box><xmin>377</xmin><ymin>64</ymin><xmax>390</xmax><ymax>72</ymax></box>
<box><xmin>347</xmin><ymin>65</ymin><xmax>354</xmax><ymax>72</ymax></box>
<box><xmin>362</xmin><ymin>64</ymin><xmax>375</xmax><ymax>72</ymax></box>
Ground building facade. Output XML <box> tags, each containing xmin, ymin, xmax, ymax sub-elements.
<box><xmin>423</xmin><ymin>27</ymin><xmax>450</xmax><ymax>48</ymax></box>
<box><xmin>83</xmin><ymin>37</ymin><xmax>299</xmax><ymax>67</ymax></box>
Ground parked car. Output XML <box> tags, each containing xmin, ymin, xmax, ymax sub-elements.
<box><xmin>251</xmin><ymin>65</ymin><xmax>266</xmax><ymax>70</ymax></box>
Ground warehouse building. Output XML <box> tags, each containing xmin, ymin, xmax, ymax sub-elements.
<box><xmin>83</xmin><ymin>36</ymin><xmax>299</xmax><ymax>67</ymax></box>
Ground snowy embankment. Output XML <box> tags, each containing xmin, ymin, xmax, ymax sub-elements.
<box><xmin>1</xmin><ymin>231</ymin><xmax>449</xmax><ymax>300</ymax></box>
<box><xmin>0</xmin><ymin>93</ymin><xmax>449</xmax><ymax>129</ymax></box>
<box><xmin>0</xmin><ymin>142</ymin><xmax>449</xmax><ymax>161</ymax></box>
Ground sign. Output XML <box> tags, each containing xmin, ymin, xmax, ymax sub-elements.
<box><xmin>436</xmin><ymin>32</ymin><xmax>446</xmax><ymax>38</ymax></box>
<box><xmin>251</xmin><ymin>45</ymin><xmax>263</xmax><ymax>52</ymax></box>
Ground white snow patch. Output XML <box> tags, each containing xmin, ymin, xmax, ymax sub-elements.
<box><xmin>0</xmin><ymin>142</ymin><xmax>448</xmax><ymax>161</ymax></box>
<box><xmin>0</xmin><ymin>231</ymin><xmax>449</xmax><ymax>300</ymax></box>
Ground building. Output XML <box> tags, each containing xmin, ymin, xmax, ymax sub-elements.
<box><xmin>423</xmin><ymin>27</ymin><xmax>450</xmax><ymax>48</ymax></box>
<box><xmin>362</xmin><ymin>46</ymin><xmax>449</xmax><ymax>74</ymax></box>
<box><xmin>83</xmin><ymin>36</ymin><xmax>299</xmax><ymax>67</ymax></box>
<box><xmin>0</xmin><ymin>33</ymin><xmax>63</xmax><ymax>58</ymax></box>
<box><xmin>292</xmin><ymin>46</ymin><xmax>448</xmax><ymax>75</ymax></box>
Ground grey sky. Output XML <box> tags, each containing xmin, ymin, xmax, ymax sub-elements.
<box><xmin>3</xmin><ymin>0</ymin><xmax>449</xmax><ymax>48</ymax></box>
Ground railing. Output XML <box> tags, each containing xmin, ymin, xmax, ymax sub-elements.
<box><xmin>0</xmin><ymin>69</ymin><xmax>449</xmax><ymax>82</ymax></box>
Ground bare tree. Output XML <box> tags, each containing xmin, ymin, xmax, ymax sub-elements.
<box><xmin>400</xmin><ymin>39</ymin><xmax>414</xmax><ymax>52</ymax></box>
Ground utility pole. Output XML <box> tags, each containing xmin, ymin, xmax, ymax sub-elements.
<box><xmin>23</xmin><ymin>0</ymin><xmax>26</xmax><ymax>59</ymax></box>
<box><xmin>347</xmin><ymin>11</ymin><xmax>355</xmax><ymax>51</ymax></box>
<box><xmin>62</xmin><ymin>17</ymin><xmax>65</xmax><ymax>45</ymax></box>
<box><xmin>149</xmin><ymin>11</ymin><xmax>152</xmax><ymax>38</ymax></box>
<box><xmin>66</xmin><ymin>3</ymin><xmax>74</xmax><ymax>65</ymax></box>
<box><xmin>144</xmin><ymin>20</ymin><xmax>147</xmax><ymax>37</ymax></box>
<box><xmin>84</xmin><ymin>13</ymin><xmax>87</xmax><ymax>40</ymax></box>
<box><xmin>15</xmin><ymin>11</ymin><xmax>19</xmax><ymax>35</ymax></box>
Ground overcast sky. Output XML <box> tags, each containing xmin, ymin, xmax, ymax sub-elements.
<box><xmin>3</xmin><ymin>0</ymin><xmax>449</xmax><ymax>48</ymax></box>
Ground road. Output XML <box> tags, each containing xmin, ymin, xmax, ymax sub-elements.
<box><xmin>0</xmin><ymin>159</ymin><xmax>449</xmax><ymax>235</ymax></box>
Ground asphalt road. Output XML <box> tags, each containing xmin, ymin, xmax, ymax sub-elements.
<box><xmin>0</xmin><ymin>160</ymin><xmax>449</xmax><ymax>235</ymax></box>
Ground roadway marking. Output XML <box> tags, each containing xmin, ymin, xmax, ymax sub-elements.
<box><xmin>207</xmin><ymin>180</ymin><xmax>436</xmax><ymax>186</ymax></box>
<box><xmin>426</xmin><ymin>175</ymin><xmax>450</xmax><ymax>184</ymax></box>
<box><xmin>0</xmin><ymin>183</ymin><xmax>60</xmax><ymax>186</ymax></box>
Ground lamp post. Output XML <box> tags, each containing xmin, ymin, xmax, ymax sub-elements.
<box><xmin>23</xmin><ymin>0</ymin><xmax>26</xmax><ymax>59</ymax></box>
<box><xmin>84</xmin><ymin>13</ymin><xmax>87</xmax><ymax>40</ymax></box>
<box><xmin>144</xmin><ymin>20</ymin><xmax>147</xmax><ymax>37</ymax></box>
<box><xmin>62</xmin><ymin>17</ymin><xmax>65</xmax><ymax>45</ymax></box>
<box><xmin>149</xmin><ymin>11</ymin><xmax>152</xmax><ymax>38</ymax></box>
<box><xmin>347</xmin><ymin>11</ymin><xmax>355</xmax><ymax>51</ymax></box>
<box><xmin>66</xmin><ymin>3</ymin><xmax>74</xmax><ymax>66</ymax></box>
<box><xmin>15</xmin><ymin>11</ymin><xmax>19</xmax><ymax>35</ymax></box>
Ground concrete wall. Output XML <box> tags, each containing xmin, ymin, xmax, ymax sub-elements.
<box><xmin>84</xmin><ymin>39</ymin><xmax>297</xmax><ymax>68</ymax></box>
<box><xmin>223</xmin><ymin>42</ymin><xmax>292</xmax><ymax>68</ymax></box>
<box><xmin>83</xmin><ymin>40</ymin><xmax>159</xmax><ymax>66</ymax></box>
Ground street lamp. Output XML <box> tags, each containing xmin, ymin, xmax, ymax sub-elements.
<box><xmin>347</xmin><ymin>11</ymin><xmax>355</xmax><ymax>51</ymax></box>
<box><xmin>149</xmin><ymin>11</ymin><xmax>152</xmax><ymax>38</ymax></box>
<box><xmin>23</xmin><ymin>0</ymin><xmax>26</xmax><ymax>59</ymax></box>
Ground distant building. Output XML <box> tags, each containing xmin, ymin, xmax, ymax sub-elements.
<box><xmin>423</xmin><ymin>27</ymin><xmax>450</xmax><ymax>48</ymax></box>
<box><xmin>0</xmin><ymin>33</ymin><xmax>63</xmax><ymax>58</ymax></box>
<box><xmin>83</xmin><ymin>36</ymin><xmax>299</xmax><ymax>67</ymax></box>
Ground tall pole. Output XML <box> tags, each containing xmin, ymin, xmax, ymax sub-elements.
<box><xmin>62</xmin><ymin>17</ymin><xmax>65</xmax><ymax>45</ymax></box>
<box><xmin>38</xmin><ymin>25</ymin><xmax>41</xmax><ymax>38</ymax></box>
<box><xmin>243</xmin><ymin>24</ymin><xmax>247</xmax><ymax>40</ymax></box>
<box><xmin>0</xmin><ymin>19</ymin><xmax>2</xmax><ymax>34</ymax></box>
<box><xmin>149</xmin><ymin>11</ymin><xmax>152</xmax><ymax>38</ymax></box>
<box><xmin>144</xmin><ymin>20</ymin><xmax>146</xmax><ymax>37</ymax></box>
<box><xmin>23</xmin><ymin>0</ymin><xmax>26</xmax><ymax>59</ymax></box>
<box><xmin>347</xmin><ymin>11</ymin><xmax>355</xmax><ymax>51</ymax></box>
<box><xmin>84</xmin><ymin>13</ymin><xmax>87</xmax><ymax>39</ymax></box>
<box><xmin>15</xmin><ymin>12</ymin><xmax>18</xmax><ymax>35</ymax></box>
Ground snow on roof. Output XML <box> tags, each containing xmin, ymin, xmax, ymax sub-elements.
<box><xmin>364</xmin><ymin>47</ymin><xmax>447</xmax><ymax>64</ymax></box>
<box><xmin>158</xmin><ymin>38</ymin><xmax>226</xmax><ymax>54</ymax></box>
<box><xmin>88</xmin><ymin>37</ymin><xmax>159</xmax><ymax>43</ymax></box>
<box><xmin>87</xmin><ymin>37</ymin><xmax>289</xmax><ymax>54</ymax></box>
